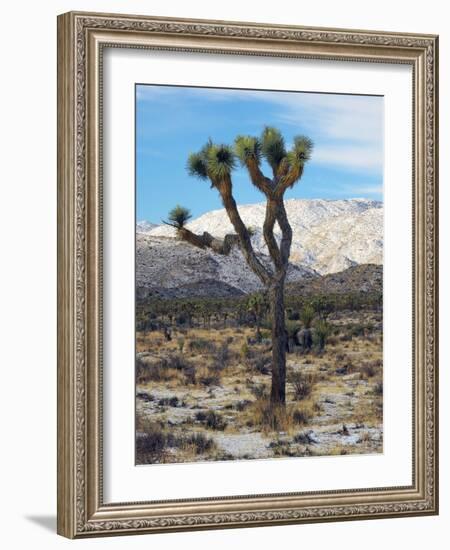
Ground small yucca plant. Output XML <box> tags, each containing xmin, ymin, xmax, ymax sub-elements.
<box><xmin>314</xmin><ymin>319</ymin><xmax>332</xmax><ymax>351</ymax></box>
<box><xmin>164</xmin><ymin>205</ymin><xmax>192</xmax><ymax>229</ymax></box>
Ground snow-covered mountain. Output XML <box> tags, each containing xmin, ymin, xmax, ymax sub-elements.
<box><xmin>136</xmin><ymin>233</ymin><xmax>316</xmax><ymax>300</ymax></box>
<box><xmin>140</xmin><ymin>198</ymin><xmax>383</xmax><ymax>277</ymax></box>
<box><xmin>136</xmin><ymin>220</ymin><xmax>158</xmax><ymax>234</ymax></box>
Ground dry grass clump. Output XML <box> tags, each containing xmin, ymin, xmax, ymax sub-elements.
<box><xmin>359</xmin><ymin>359</ymin><xmax>382</xmax><ymax>380</ymax></box>
<box><xmin>136</xmin><ymin>423</ymin><xmax>168</xmax><ymax>462</ymax></box>
<box><xmin>248</xmin><ymin>383</ymin><xmax>267</xmax><ymax>400</ymax></box>
<box><xmin>250</xmin><ymin>399</ymin><xmax>291</xmax><ymax>432</ymax></box>
<box><xmin>136</xmin><ymin>355</ymin><xmax>186</xmax><ymax>384</ymax></box>
<box><xmin>184</xmin><ymin>432</ymin><xmax>216</xmax><ymax>454</ymax></box>
<box><xmin>233</xmin><ymin>399</ymin><xmax>252</xmax><ymax>411</ymax></box>
<box><xmin>240</xmin><ymin>345</ymin><xmax>272</xmax><ymax>374</ymax></box>
<box><xmin>245</xmin><ymin>398</ymin><xmax>316</xmax><ymax>433</ymax></box>
<box><xmin>328</xmin><ymin>444</ymin><xmax>348</xmax><ymax>455</ymax></box>
<box><xmin>210</xmin><ymin>342</ymin><xmax>239</xmax><ymax>372</ymax></box>
<box><xmin>216</xmin><ymin>342</ymin><xmax>232</xmax><ymax>363</ymax></box>
<box><xmin>357</xmin><ymin>431</ymin><xmax>372</xmax><ymax>443</ymax></box>
<box><xmin>196</xmin><ymin>366</ymin><xmax>221</xmax><ymax>387</ymax></box>
<box><xmin>247</xmin><ymin>352</ymin><xmax>271</xmax><ymax>375</ymax></box>
<box><xmin>292</xmin><ymin>403</ymin><xmax>315</xmax><ymax>425</ymax></box>
<box><xmin>350</xmin><ymin>388</ymin><xmax>383</xmax><ymax>426</ymax></box>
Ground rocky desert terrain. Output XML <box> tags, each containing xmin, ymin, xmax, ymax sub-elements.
<box><xmin>135</xmin><ymin>198</ymin><xmax>383</xmax><ymax>465</ymax></box>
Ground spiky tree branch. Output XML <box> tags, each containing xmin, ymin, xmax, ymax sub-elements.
<box><xmin>274</xmin><ymin>135</ymin><xmax>314</xmax><ymax>197</ymax></box>
<box><xmin>234</xmin><ymin>135</ymin><xmax>273</xmax><ymax>195</ymax></box>
<box><xmin>234</xmin><ymin>127</ymin><xmax>313</xmax><ymax>275</ymax></box>
<box><xmin>188</xmin><ymin>144</ymin><xmax>271</xmax><ymax>285</ymax></box>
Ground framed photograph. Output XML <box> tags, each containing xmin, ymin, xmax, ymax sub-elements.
<box><xmin>57</xmin><ymin>11</ymin><xmax>439</xmax><ymax>538</ymax></box>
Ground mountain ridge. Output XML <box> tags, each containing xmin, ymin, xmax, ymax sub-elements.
<box><xmin>138</xmin><ymin>198</ymin><xmax>383</xmax><ymax>277</ymax></box>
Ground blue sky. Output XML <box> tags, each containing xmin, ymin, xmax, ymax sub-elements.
<box><xmin>136</xmin><ymin>85</ymin><xmax>383</xmax><ymax>223</ymax></box>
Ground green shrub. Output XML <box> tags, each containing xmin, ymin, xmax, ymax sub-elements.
<box><xmin>314</xmin><ymin>319</ymin><xmax>332</xmax><ymax>351</ymax></box>
<box><xmin>240</xmin><ymin>342</ymin><xmax>250</xmax><ymax>360</ymax></box>
<box><xmin>177</xmin><ymin>337</ymin><xmax>185</xmax><ymax>353</ymax></box>
<box><xmin>285</xmin><ymin>319</ymin><xmax>301</xmax><ymax>338</ymax></box>
<box><xmin>300</xmin><ymin>305</ymin><xmax>315</xmax><ymax>329</ymax></box>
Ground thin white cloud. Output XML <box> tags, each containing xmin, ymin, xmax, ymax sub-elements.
<box><xmin>136</xmin><ymin>85</ymin><xmax>250</xmax><ymax>103</ymax></box>
<box><xmin>351</xmin><ymin>185</ymin><xmax>383</xmax><ymax>195</ymax></box>
<box><xmin>271</xmin><ymin>92</ymin><xmax>383</xmax><ymax>142</ymax></box>
<box><xmin>313</xmin><ymin>144</ymin><xmax>383</xmax><ymax>171</ymax></box>
<box><xmin>312</xmin><ymin>182</ymin><xmax>383</xmax><ymax>198</ymax></box>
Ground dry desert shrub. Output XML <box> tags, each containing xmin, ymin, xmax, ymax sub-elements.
<box><xmin>288</xmin><ymin>371</ymin><xmax>316</xmax><ymax>401</ymax></box>
<box><xmin>136</xmin><ymin>422</ymin><xmax>216</xmax><ymax>463</ymax></box>
<box><xmin>184</xmin><ymin>432</ymin><xmax>216</xmax><ymax>454</ymax></box>
<box><xmin>372</xmin><ymin>380</ymin><xmax>383</xmax><ymax>396</ymax></box>
<box><xmin>188</xmin><ymin>338</ymin><xmax>216</xmax><ymax>354</ymax></box>
<box><xmin>195</xmin><ymin>410</ymin><xmax>227</xmax><ymax>430</ymax></box>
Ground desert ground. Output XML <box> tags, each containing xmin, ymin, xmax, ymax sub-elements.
<box><xmin>135</xmin><ymin>296</ymin><xmax>383</xmax><ymax>465</ymax></box>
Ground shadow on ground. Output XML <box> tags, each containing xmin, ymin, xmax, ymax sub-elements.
<box><xmin>25</xmin><ymin>515</ymin><xmax>56</xmax><ymax>533</ymax></box>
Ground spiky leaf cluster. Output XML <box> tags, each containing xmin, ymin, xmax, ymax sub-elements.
<box><xmin>206</xmin><ymin>144</ymin><xmax>236</xmax><ymax>180</ymax></box>
<box><xmin>167</xmin><ymin>205</ymin><xmax>192</xmax><ymax>229</ymax></box>
<box><xmin>187</xmin><ymin>141</ymin><xmax>236</xmax><ymax>184</ymax></box>
<box><xmin>234</xmin><ymin>135</ymin><xmax>262</xmax><ymax>165</ymax></box>
<box><xmin>261</xmin><ymin>126</ymin><xmax>287</xmax><ymax>174</ymax></box>
<box><xmin>246</xmin><ymin>292</ymin><xmax>269</xmax><ymax>314</ymax></box>
<box><xmin>286</xmin><ymin>135</ymin><xmax>314</xmax><ymax>169</ymax></box>
<box><xmin>187</xmin><ymin>152</ymin><xmax>208</xmax><ymax>179</ymax></box>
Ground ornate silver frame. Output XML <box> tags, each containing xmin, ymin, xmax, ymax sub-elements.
<box><xmin>57</xmin><ymin>11</ymin><xmax>439</xmax><ymax>538</ymax></box>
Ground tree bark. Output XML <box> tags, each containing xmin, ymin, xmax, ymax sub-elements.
<box><xmin>217</xmin><ymin>180</ymin><xmax>271</xmax><ymax>285</ymax></box>
<box><xmin>263</xmin><ymin>198</ymin><xmax>282</xmax><ymax>270</ymax></box>
<box><xmin>178</xmin><ymin>227</ymin><xmax>206</xmax><ymax>248</ymax></box>
<box><xmin>269</xmin><ymin>278</ymin><xmax>287</xmax><ymax>406</ymax></box>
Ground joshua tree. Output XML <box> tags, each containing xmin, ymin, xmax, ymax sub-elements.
<box><xmin>187</xmin><ymin>127</ymin><xmax>313</xmax><ymax>406</ymax></box>
<box><xmin>246</xmin><ymin>292</ymin><xmax>269</xmax><ymax>342</ymax></box>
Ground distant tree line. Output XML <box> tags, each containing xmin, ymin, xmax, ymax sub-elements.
<box><xmin>136</xmin><ymin>291</ymin><xmax>382</xmax><ymax>334</ymax></box>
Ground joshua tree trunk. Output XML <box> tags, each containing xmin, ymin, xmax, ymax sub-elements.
<box><xmin>255</xmin><ymin>319</ymin><xmax>262</xmax><ymax>342</ymax></box>
<box><xmin>218</xmin><ymin>181</ymin><xmax>292</xmax><ymax>407</ymax></box>
<box><xmin>269</xmin><ymin>277</ymin><xmax>287</xmax><ymax>405</ymax></box>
